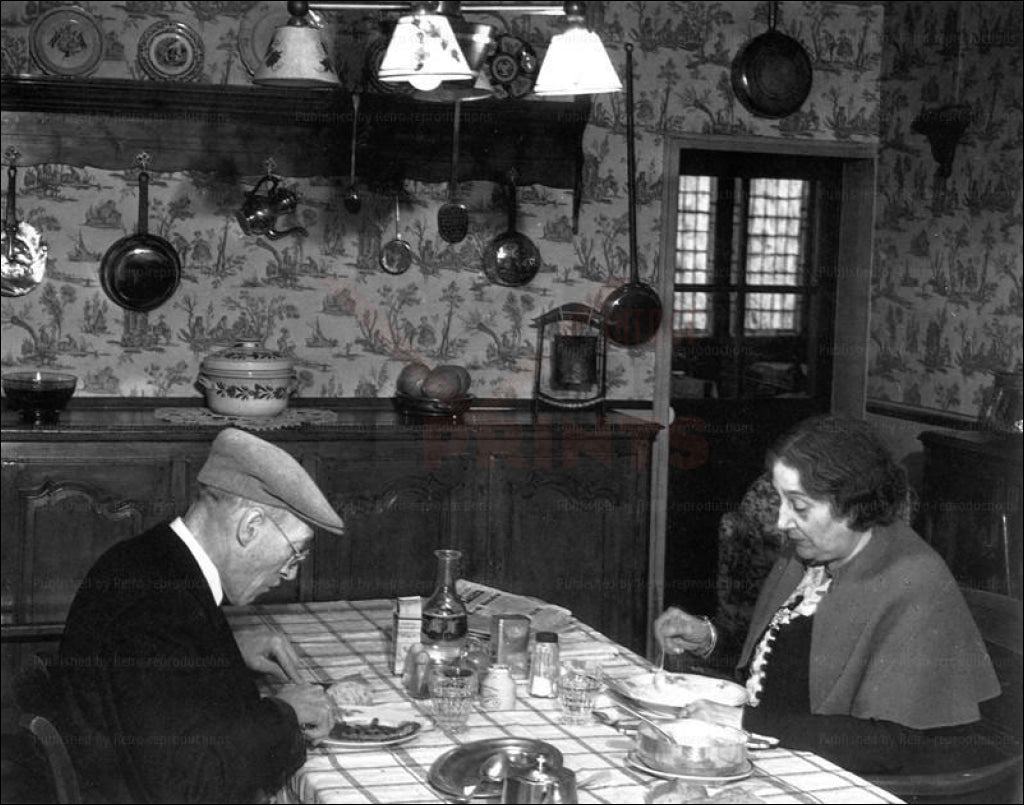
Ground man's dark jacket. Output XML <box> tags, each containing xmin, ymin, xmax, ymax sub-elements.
<box><xmin>56</xmin><ymin>523</ymin><xmax>305</xmax><ymax>803</ymax></box>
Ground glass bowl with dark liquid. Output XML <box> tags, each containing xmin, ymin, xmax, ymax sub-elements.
<box><xmin>2</xmin><ymin>371</ymin><xmax>78</xmax><ymax>423</ymax></box>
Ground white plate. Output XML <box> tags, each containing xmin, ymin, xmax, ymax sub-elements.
<box><xmin>626</xmin><ymin>752</ymin><xmax>754</xmax><ymax>784</ymax></box>
<box><xmin>30</xmin><ymin>6</ymin><xmax>105</xmax><ymax>77</ymax></box>
<box><xmin>607</xmin><ymin>672</ymin><xmax>748</xmax><ymax>713</ymax></box>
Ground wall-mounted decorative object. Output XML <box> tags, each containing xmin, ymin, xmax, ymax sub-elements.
<box><xmin>533</xmin><ymin>303</ymin><xmax>607</xmax><ymax>411</ymax></box>
<box><xmin>1</xmin><ymin>147</ymin><xmax>48</xmax><ymax>298</ymax></box>
<box><xmin>98</xmin><ymin>152</ymin><xmax>182</xmax><ymax>313</ymax></box>
<box><xmin>437</xmin><ymin>100</ymin><xmax>468</xmax><ymax>243</ymax></box>
<box><xmin>483</xmin><ymin>168</ymin><xmax>540</xmax><ymax>287</ymax></box>
<box><xmin>236</xmin><ymin>160</ymin><xmax>308</xmax><ymax>240</ymax></box>
<box><xmin>137</xmin><ymin>20</ymin><xmax>205</xmax><ymax>82</ymax></box>
<box><xmin>484</xmin><ymin>34</ymin><xmax>539</xmax><ymax>100</ymax></box>
<box><xmin>29</xmin><ymin>6</ymin><xmax>105</xmax><ymax>78</ymax></box>
<box><xmin>380</xmin><ymin>195</ymin><xmax>413</xmax><ymax>275</ymax></box>
<box><xmin>602</xmin><ymin>44</ymin><xmax>662</xmax><ymax>347</ymax></box>
<box><xmin>911</xmin><ymin>103</ymin><xmax>973</xmax><ymax>214</ymax></box>
<box><xmin>344</xmin><ymin>93</ymin><xmax>362</xmax><ymax>215</ymax></box>
<box><xmin>731</xmin><ymin>0</ymin><xmax>812</xmax><ymax>119</ymax></box>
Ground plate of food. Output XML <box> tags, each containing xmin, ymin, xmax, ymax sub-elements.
<box><xmin>323</xmin><ymin>704</ymin><xmax>426</xmax><ymax>749</ymax></box>
<box><xmin>29</xmin><ymin>6</ymin><xmax>105</xmax><ymax>77</ymax></box>
<box><xmin>606</xmin><ymin>672</ymin><xmax>748</xmax><ymax>715</ymax></box>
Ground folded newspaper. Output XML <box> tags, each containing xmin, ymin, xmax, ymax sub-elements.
<box><xmin>456</xmin><ymin>579</ymin><xmax>575</xmax><ymax>636</ymax></box>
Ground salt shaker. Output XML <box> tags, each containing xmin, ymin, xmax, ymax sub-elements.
<box><xmin>481</xmin><ymin>664</ymin><xmax>517</xmax><ymax>710</ymax></box>
<box><xmin>528</xmin><ymin>632</ymin><xmax>560</xmax><ymax>698</ymax></box>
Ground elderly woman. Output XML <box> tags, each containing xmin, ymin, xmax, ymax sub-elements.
<box><xmin>655</xmin><ymin>414</ymin><xmax>1000</xmax><ymax>774</ymax></box>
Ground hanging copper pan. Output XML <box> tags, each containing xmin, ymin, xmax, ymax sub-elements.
<box><xmin>731</xmin><ymin>1</ymin><xmax>812</xmax><ymax>119</ymax></box>
<box><xmin>602</xmin><ymin>43</ymin><xmax>663</xmax><ymax>347</ymax></box>
<box><xmin>99</xmin><ymin>153</ymin><xmax>181</xmax><ymax>312</ymax></box>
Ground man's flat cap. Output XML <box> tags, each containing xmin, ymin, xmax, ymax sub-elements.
<box><xmin>198</xmin><ymin>427</ymin><xmax>344</xmax><ymax>535</ymax></box>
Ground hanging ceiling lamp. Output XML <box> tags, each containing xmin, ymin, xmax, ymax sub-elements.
<box><xmin>378</xmin><ymin>1</ymin><xmax>476</xmax><ymax>91</ymax></box>
<box><xmin>254</xmin><ymin>0</ymin><xmax>339</xmax><ymax>87</ymax></box>
<box><xmin>534</xmin><ymin>1</ymin><xmax>621</xmax><ymax>96</ymax></box>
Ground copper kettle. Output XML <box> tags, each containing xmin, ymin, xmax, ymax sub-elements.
<box><xmin>236</xmin><ymin>173</ymin><xmax>308</xmax><ymax>240</ymax></box>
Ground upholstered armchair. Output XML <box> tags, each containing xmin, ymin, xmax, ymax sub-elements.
<box><xmin>715</xmin><ymin>473</ymin><xmax>784</xmax><ymax>669</ymax></box>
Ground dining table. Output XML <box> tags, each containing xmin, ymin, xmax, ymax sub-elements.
<box><xmin>224</xmin><ymin>588</ymin><xmax>905</xmax><ymax>805</ymax></box>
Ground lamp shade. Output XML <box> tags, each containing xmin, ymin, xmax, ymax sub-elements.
<box><xmin>378</xmin><ymin>13</ymin><xmax>475</xmax><ymax>91</ymax></box>
<box><xmin>534</xmin><ymin>27</ymin><xmax>621</xmax><ymax>96</ymax></box>
<box><xmin>254</xmin><ymin>21</ymin><xmax>339</xmax><ymax>86</ymax></box>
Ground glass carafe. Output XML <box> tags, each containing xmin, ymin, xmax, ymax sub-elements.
<box><xmin>421</xmin><ymin>549</ymin><xmax>468</xmax><ymax>663</ymax></box>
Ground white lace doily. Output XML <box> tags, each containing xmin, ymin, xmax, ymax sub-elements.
<box><xmin>154</xmin><ymin>407</ymin><xmax>337</xmax><ymax>430</ymax></box>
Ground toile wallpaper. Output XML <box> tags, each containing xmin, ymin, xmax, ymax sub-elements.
<box><xmin>869</xmin><ymin>1</ymin><xmax>1023</xmax><ymax>421</ymax></box>
<box><xmin>1</xmin><ymin>1</ymin><xmax>884</xmax><ymax>402</ymax></box>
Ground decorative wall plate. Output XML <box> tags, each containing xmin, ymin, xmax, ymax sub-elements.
<box><xmin>485</xmin><ymin>34</ymin><xmax>538</xmax><ymax>99</ymax></box>
<box><xmin>29</xmin><ymin>6</ymin><xmax>105</xmax><ymax>77</ymax></box>
<box><xmin>137</xmin><ymin>20</ymin><xmax>204</xmax><ymax>82</ymax></box>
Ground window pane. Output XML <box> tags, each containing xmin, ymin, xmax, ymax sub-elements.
<box><xmin>674</xmin><ymin>176</ymin><xmax>715</xmax><ymax>330</ymax></box>
<box><xmin>745</xmin><ymin>292</ymin><xmax>800</xmax><ymax>333</ymax></box>
<box><xmin>744</xmin><ymin>178</ymin><xmax>807</xmax><ymax>334</ymax></box>
<box><xmin>673</xmin><ymin>291</ymin><xmax>708</xmax><ymax>335</ymax></box>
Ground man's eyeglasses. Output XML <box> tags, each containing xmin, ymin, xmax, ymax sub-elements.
<box><xmin>265</xmin><ymin>514</ymin><xmax>310</xmax><ymax>572</ymax></box>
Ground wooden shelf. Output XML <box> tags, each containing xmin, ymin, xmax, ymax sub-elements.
<box><xmin>1</xmin><ymin>76</ymin><xmax>590</xmax><ymax>224</ymax></box>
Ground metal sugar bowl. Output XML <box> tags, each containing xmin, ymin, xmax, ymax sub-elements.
<box><xmin>502</xmin><ymin>755</ymin><xmax>578</xmax><ymax>804</ymax></box>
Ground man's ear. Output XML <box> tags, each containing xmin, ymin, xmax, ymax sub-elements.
<box><xmin>236</xmin><ymin>506</ymin><xmax>263</xmax><ymax>548</ymax></box>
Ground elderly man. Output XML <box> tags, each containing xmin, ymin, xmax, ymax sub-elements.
<box><xmin>56</xmin><ymin>428</ymin><xmax>345</xmax><ymax>804</ymax></box>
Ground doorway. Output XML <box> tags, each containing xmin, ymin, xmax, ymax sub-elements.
<box><xmin>647</xmin><ymin>140</ymin><xmax>878</xmax><ymax>655</ymax></box>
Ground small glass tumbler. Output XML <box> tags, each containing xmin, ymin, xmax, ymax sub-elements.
<box><xmin>558</xmin><ymin>661</ymin><xmax>602</xmax><ymax>725</ymax></box>
<box><xmin>429</xmin><ymin>664</ymin><xmax>477</xmax><ymax>733</ymax></box>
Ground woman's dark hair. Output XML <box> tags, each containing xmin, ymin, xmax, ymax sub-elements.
<box><xmin>765</xmin><ymin>414</ymin><xmax>908</xmax><ymax>531</ymax></box>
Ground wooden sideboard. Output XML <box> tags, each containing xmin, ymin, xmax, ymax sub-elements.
<box><xmin>1</xmin><ymin>402</ymin><xmax>659</xmax><ymax>730</ymax></box>
<box><xmin>917</xmin><ymin>429</ymin><xmax>1023</xmax><ymax>600</ymax></box>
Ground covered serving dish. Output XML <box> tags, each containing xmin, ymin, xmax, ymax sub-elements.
<box><xmin>197</xmin><ymin>340</ymin><xmax>296</xmax><ymax>417</ymax></box>
<box><xmin>636</xmin><ymin>719</ymin><xmax>749</xmax><ymax>777</ymax></box>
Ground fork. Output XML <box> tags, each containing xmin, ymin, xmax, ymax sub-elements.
<box><xmin>653</xmin><ymin>644</ymin><xmax>669</xmax><ymax>690</ymax></box>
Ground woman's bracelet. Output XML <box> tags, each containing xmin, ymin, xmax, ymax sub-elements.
<box><xmin>697</xmin><ymin>616</ymin><xmax>718</xmax><ymax>658</ymax></box>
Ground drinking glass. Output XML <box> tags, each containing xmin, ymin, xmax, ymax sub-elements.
<box><xmin>558</xmin><ymin>661</ymin><xmax>602</xmax><ymax>725</ymax></box>
<box><xmin>429</xmin><ymin>664</ymin><xmax>477</xmax><ymax>732</ymax></box>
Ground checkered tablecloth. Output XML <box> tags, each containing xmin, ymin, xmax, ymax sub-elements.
<box><xmin>225</xmin><ymin>600</ymin><xmax>903</xmax><ymax>805</ymax></box>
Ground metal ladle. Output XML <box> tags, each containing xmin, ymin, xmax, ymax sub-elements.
<box><xmin>379</xmin><ymin>194</ymin><xmax>412</xmax><ymax>275</ymax></box>
<box><xmin>343</xmin><ymin>93</ymin><xmax>361</xmax><ymax>214</ymax></box>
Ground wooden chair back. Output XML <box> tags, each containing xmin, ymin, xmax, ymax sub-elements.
<box><xmin>13</xmin><ymin>654</ymin><xmax>83</xmax><ymax>805</ymax></box>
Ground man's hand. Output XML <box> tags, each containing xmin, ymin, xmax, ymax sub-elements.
<box><xmin>234</xmin><ymin>628</ymin><xmax>301</xmax><ymax>682</ymax></box>
<box><xmin>274</xmin><ymin>684</ymin><xmax>333</xmax><ymax>744</ymax></box>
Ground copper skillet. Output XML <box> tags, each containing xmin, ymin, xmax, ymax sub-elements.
<box><xmin>99</xmin><ymin>153</ymin><xmax>181</xmax><ymax>313</ymax></box>
<box><xmin>602</xmin><ymin>43</ymin><xmax>663</xmax><ymax>346</ymax></box>
<box><xmin>731</xmin><ymin>0</ymin><xmax>812</xmax><ymax>119</ymax></box>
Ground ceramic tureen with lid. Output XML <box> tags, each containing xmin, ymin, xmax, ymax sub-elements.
<box><xmin>197</xmin><ymin>340</ymin><xmax>296</xmax><ymax>417</ymax></box>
